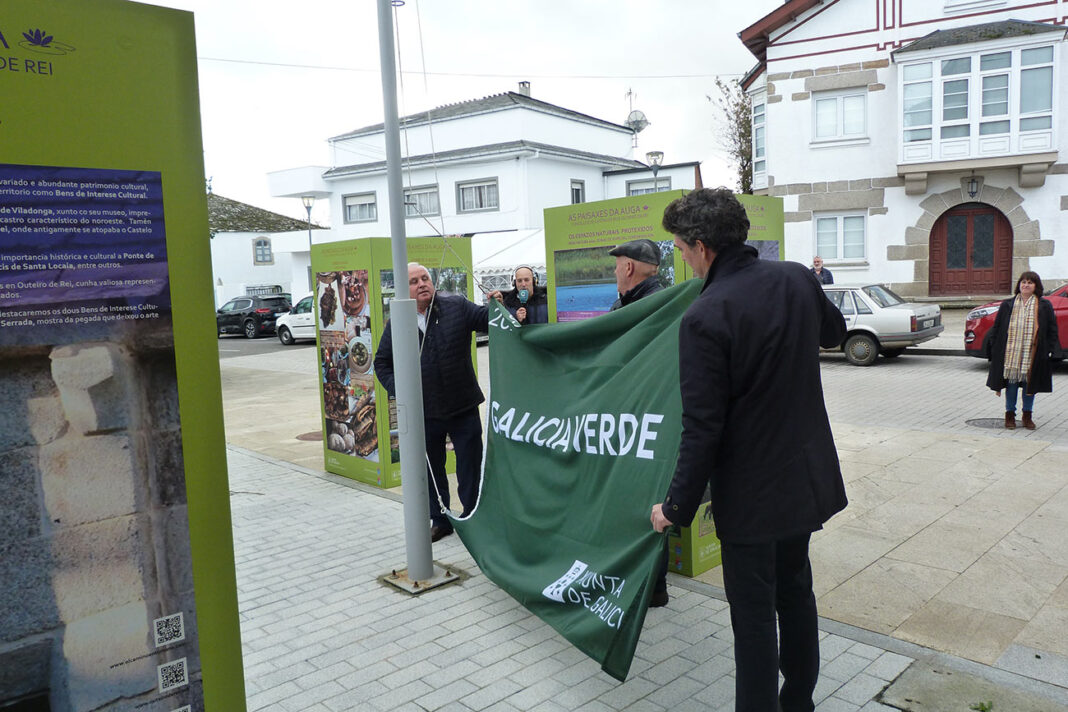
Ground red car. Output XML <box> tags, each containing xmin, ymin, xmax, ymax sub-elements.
<box><xmin>964</xmin><ymin>282</ymin><xmax>1068</xmax><ymax>358</ymax></box>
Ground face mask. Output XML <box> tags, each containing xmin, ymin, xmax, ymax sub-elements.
<box><xmin>518</xmin><ymin>288</ymin><xmax>529</xmax><ymax>305</ymax></box>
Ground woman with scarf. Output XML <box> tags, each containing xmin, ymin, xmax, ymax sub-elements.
<box><xmin>985</xmin><ymin>271</ymin><xmax>1062</xmax><ymax>429</ymax></box>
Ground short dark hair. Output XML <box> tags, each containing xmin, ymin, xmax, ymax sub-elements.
<box><xmin>1015</xmin><ymin>271</ymin><xmax>1044</xmax><ymax>298</ymax></box>
<box><xmin>662</xmin><ymin>188</ymin><xmax>750</xmax><ymax>251</ymax></box>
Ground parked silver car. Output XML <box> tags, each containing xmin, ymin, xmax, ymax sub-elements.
<box><xmin>822</xmin><ymin>284</ymin><xmax>943</xmax><ymax>366</ymax></box>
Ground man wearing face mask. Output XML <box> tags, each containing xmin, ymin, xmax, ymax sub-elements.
<box><xmin>501</xmin><ymin>265</ymin><xmax>549</xmax><ymax>324</ymax></box>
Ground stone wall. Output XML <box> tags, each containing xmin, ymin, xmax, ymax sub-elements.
<box><xmin>0</xmin><ymin>332</ymin><xmax>202</xmax><ymax>711</ymax></box>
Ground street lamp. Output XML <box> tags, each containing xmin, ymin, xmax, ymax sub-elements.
<box><xmin>301</xmin><ymin>194</ymin><xmax>315</xmax><ymax>241</ymax></box>
<box><xmin>646</xmin><ymin>151</ymin><xmax>664</xmax><ymax>193</ymax></box>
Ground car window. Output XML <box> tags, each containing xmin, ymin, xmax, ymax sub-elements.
<box><xmin>295</xmin><ymin>297</ymin><xmax>313</xmax><ymax>314</ymax></box>
<box><xmin>825</xmin><ymin>290</ymin><xmax>851</xmax><ymax>314</ymax></box>
<box><xmin>839</xmin><ymin>292</ymin><xmax>856</xmax><ymax>315</ymax></box>
<box><xmin>234</xmin><ymin>299</ymin><xmax>253</xmax><ymax>311</ymax></box>
<box><xmin>220</xmin><ymin>300</ymin><xmax>238</xmax><ymax>312</ymax></box>
<box><xmin>853</xmin><ymin>292</ymin><xmax>873</xmax><ymax>314</ymax></box>
<box><xmin>1050</xmin><ymin>284</ymin><xmax>1068</xmax><ymax>299</ymax></box>
<box><xmin>861</xmin><ymin>285</ymin><xmax>905</xmax><ymax>308</ymax></box>
<box><xmin>260</xmin><ymin>297</ymin><xmax>290</xmax><ymax>310</ymax></box>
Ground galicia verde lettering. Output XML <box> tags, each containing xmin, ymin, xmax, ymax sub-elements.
<box><xmin>542</xmin><ymin>560</ymin><xmax>627</xmax><ymax>630</ymax></box>
<box><xmin>490</xmin><ymin>401</ymin><xmax>664</xmax><ymax>460</ymax></box>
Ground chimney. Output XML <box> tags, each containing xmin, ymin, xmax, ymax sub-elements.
<box><xmin>518</xmin><ymin>81</ymin><xmax>531</xmax><ymax>97</ymax></box>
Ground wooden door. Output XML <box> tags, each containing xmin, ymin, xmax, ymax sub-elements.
<box><xmin>929</xmin><ymin>203</ymin><xmax>1012</xmax><ymax>295</ymax></box>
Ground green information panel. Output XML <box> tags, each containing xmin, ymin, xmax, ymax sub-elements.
<box><xmin>309</xmin><ymin>237</ymin><xmax>474</xmax><ymax>487</ymax></box>
<box><xmin>544</xmin><ymin>192</ymin><xmax>784</xmax><ymax>323</ymax></box>
<box><xmin>0</xmin><ymin>1</ymin><xmax>244</xmax><ymax>710</ymax></box>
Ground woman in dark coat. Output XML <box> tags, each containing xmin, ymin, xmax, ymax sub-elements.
<box><xmin>985</xmin><ymin>271</ymin><xmax>1062</xmax><ymax>429</ymax></box>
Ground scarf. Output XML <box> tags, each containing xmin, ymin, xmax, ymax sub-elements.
<box><xmin>1003</xmin><ymin>294</ymin><xmax>1038</xmax><ymax>383</ymax></box>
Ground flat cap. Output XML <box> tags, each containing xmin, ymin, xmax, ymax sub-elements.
<box><xmin>608</xmin><ymin>238</ymin><xmax>660</xmax><ymax>266</ymax></box>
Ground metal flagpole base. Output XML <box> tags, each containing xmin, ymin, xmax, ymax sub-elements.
<box><xmin>380</xmin><ymin>561</ymin><xmax>466</xmax><ymax>595</ymax></box>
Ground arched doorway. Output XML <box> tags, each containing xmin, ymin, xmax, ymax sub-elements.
<box><xmin>929</xmin><ymin>202</ymin><xmax>1012</xmax><ymax>296</ymax></box>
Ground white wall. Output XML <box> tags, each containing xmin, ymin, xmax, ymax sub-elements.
<box><xmin>209</xmin><ymin>231</ymin><xmax>296</xmax><ymax>306</ymax></box>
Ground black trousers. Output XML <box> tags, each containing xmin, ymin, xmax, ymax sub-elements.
<box><xmin>424</xmin><ymin>407</ymin><xmax>483</xmax><ymax>530</ymax></box>
<box><xmin>720</xmin><ymin>533</ymin><xmax>819</xmax><ymax>712</ymax></box>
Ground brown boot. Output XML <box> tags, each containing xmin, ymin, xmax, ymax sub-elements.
<box><xmin>1005</xmin><ymin>412</ymin><xmax>1016</xmax><ymax>429</ymax></box>
<box><xmin>1022</xmin><ymin>411</ymin><xmax>1036</xmax><ymax>430</ymax></box>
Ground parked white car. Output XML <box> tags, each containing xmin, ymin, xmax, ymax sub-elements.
<box><xmin>822</xmin><ymin>284</ymin><xmax>943</xmax><ymax>366</ymax></box>
<box><xmin>276</xmin><ymin>293</ymin><xmax>316</xmax><ymax>345</ymax></box>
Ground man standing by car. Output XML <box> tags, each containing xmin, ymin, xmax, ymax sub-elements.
<box><xmin>501</xmin><ymin>266</ymin><xmax>549</xmax><ymax>324</ymax></box>
<box><xmin>810</xmin><ymin>255</ymin><xmax>834</xmax><ymax>284</ymax></box>
<box><xmin>650</xmin><ymin>188</ymin><xmax>847</xmax><ymax>712</ymax></box>
<box><xmin>374</xmin><ymin>263</ymin><xmax>490</xmax><ymax>543</ymax></box>
<box><xmin>609</xmin><ymin>238</ymin><xmax>663</xmax><ymax>310</ymax></box>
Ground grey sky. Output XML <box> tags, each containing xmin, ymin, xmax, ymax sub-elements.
<box><xmin>152</xmin><ymin>0</ymin><xmax>782</xmax><ymax>223</ymax></box>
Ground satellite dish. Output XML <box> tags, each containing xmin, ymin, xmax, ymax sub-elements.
<box><xmin>625</xmin><ymin>109</ymin><xmax>649</xmax><ymax>133</ymax></box>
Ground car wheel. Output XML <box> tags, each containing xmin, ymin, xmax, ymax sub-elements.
<box><xmin>844</xmin><ymin>334</ymin><xmax>878</xmax><ymax>366</ymax></box>
<box><xmin>278</xmin><ymin>326</ymin><xmax>294</xmax><ymax>346</ymax></box>
<box><xmin>243</xmin><ymin>319</ymin><xmax>258</xmax><ymax>339</ymax></box>
<box><xmin>881</xmin><ymin>348</ymin><xmax>905</xmax><ymax>358</ymax></box>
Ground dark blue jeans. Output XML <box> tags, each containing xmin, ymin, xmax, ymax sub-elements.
<box><xmin>424</xmin><ymin>407</ymin><xmax>483</xmax><ymax>530</ymax></box>
<box><xmin>721</xmin><ymin>533</ymin><xmax>819</xmax><ymax>712</ymax></box>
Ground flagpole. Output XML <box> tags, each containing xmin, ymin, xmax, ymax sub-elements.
<box><xmin>377</xmin><ymin>0</ymin><xmax>433</xmax><ymax>582</ymax></box>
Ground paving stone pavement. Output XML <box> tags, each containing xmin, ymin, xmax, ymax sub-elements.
<box><xmin>228</xmin><ymin>446</ymin><xmax>1068</xmax><ymax>711</ymax></box>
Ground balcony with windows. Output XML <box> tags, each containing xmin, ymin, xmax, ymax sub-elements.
<box><xmin>892</xmin><ymin>21</ymin><xmax>1063</xmax><ymax>194</ymax></box>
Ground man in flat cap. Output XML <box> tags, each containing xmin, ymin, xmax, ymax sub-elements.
<box><xmin>609</xmin><ymin>238</ymin><xmax>663</xmax><ymax>311</ymax></box>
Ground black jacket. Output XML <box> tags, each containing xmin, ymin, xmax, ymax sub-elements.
<box><xmin>662</xmin><ymin>244</ymin><xmax>848</xmax><ymax>543</ymax></box>
<box><xmin>984</xmin><ymin>296</ymin><xmax>1061</xmax><ymax>394</ymax></box>
<box><xmin>611</xmin><ymin>276</ymin><xmax>663</xmax><ymax>311</ymax></box>
<box><xmin>374</xmin><ymin>293</ymin><xmax>488</xmax><ymax>419</ymax></box>
<box><xmin>810</xmin><ymin>267</ymin><xmax>834</xmax><ymax>284</ymax></box>
<box><xmin>502</xmin><ymin>284</ymin><xmax>549</xmax><ymax>324</ymax></box>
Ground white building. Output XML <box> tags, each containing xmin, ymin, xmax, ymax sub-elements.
<box><xmin>268</xmin><ymin>83</ymin><xmax>702</xmax><ymax>289</ymax></box>
<box><xmin>206</xmin><ymin>192</ymin><xmax>322</xmax><ymax>307</ymax></box>
<box><xmin>740</xmin><ymin>1</ymin><xmax>1067</xmax><ymax>297</ymax></box>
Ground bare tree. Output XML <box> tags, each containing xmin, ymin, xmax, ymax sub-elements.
<box><xmin>709</xmin><ymin>77</ymin><xmax>753</xmax><ymax>194</ymax></box>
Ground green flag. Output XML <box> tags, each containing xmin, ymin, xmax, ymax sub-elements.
<box><xmin>453</xmin><ymin>279</ymin><xmax>701</xmax><ymax>681</ymax></box>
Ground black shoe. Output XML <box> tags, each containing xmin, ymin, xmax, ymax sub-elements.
<box><xmin>649</xmin><ymin>590</ymin><xmax>669</xmax><ymax>608</ymax></box>
<box><xmin>430</xmin><ymin>525</ymin><xmax>454</xmax><ymax>543</ymax></box>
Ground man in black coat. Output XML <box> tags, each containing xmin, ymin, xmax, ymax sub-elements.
<box><xmin>501</xmin><ymin>266</ymin><xmax>549</xmax><ymax>324</ymax></box>
<box><xmin>650</xmin><ymin>189</ymin><xmax>847</xmax><ymax>712</ymax></box>
<box><xmin>374</xmin><ymin>263</ymin><xmax>489</xmax><ymax>542</ymax></box>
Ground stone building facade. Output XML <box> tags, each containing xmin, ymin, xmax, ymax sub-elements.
<box><xmin>740</xmin><ymin>1</ymin><xmax>1067</xmax><ymax>297</ymax></box>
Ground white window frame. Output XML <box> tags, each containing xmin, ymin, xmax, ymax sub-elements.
<box><xmin>944</xmin><ymin>0</ymin><xmax>1007</xmax><ymax>14</ymax></box>
<box><xmin>343</xmin><ymin>192</ymin><xmax>377</xmax><ymax>223</ymax></box>
<box><xmin>570</xmin><ymin>179</ymin><xmax>585</xmax><ymax>204</ymax></box>
<box><xmin>898</xmin><ymin>38</ymin><xmax>1058</xmax><ymax>163</ymax></box>
<box><xmin>813</xmin><ymin>211</ymin><xmax>867</xmax><ymax>264</ymax></box>
<box><xmin>457</xmin><ymin>178</ymin><xmax>499</xmax><ymax>213</ymax></box>
<box><xmin>253</xmin><ymin>237</ymin><xmax>273</xmax><ymax>265</ymax></box>
<box><xmin>751</xmin><ymin>93</ymin><xmax>767</xmax><ymax>189</ymax></box>
<box><xmin>626</xmin><ymin>177</ymin><xmax>671</xmax><ymax>196</ymax></box>
<box><xmin>811</xmin><ymin>89</ymin><xmax>868</xmax><ymax>145</ymax></box>
<box><xmin>403</xmin><ymin>184</ymin><xmax>440</xmax><ymax>218</ymax></box>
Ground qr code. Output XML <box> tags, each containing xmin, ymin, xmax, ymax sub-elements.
<box><xmin>153</xmin><ymin>612</ymin><xmax>185</xmax><ymax>647</ymax></box>
<box><xmin>157</xmin><ymin>657</ymin><xmax>188</xmax><ymax>693</ymax></box>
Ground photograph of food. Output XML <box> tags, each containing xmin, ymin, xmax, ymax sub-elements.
<box><xmin>320</xmin><ymin>331</ymin><xmax>351</xmax><ymax>419</ymax></box>
<box><xmin>315</xmin><ymin>272</ymin><xmax>343</xmax><ymax>329</ymax></box>
<box><xmin>340</xmin><ymin>270</ymin><xmax>369</xmax><ymax>317</ymax></box>
<box><xmin>349</xmin><ymin>333</ymin><xmax>372</xmax><ymax>375</ymax></box>
<box><xmin>324</xmin><ymin>376</ymin><xmax>378</xmax><ymax>461</ymax></box>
